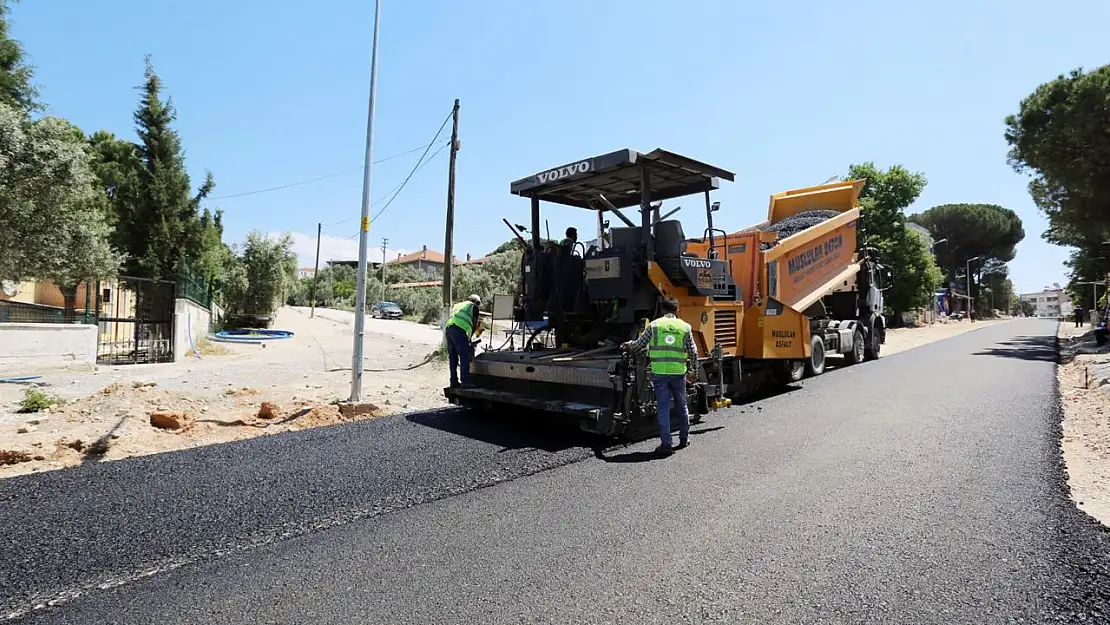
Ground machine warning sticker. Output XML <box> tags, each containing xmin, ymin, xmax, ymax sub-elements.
<box><xmin>696</xmin><ymin>268</ymin><xmax>713</xmax><ymax>290</ymax></box>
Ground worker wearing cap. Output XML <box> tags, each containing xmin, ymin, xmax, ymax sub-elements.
<box><xmin>621</xmin><ymin>296</ymin><xmax>699</xmax><ymax>455</ymax></box>
<box><xmin>445</xmin><ymin>294</ymin><xmax>481</xmax><ymax>387</ymax></box>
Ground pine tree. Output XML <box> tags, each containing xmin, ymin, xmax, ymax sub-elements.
<box><xmin>121</xmin><ymin>56</ymin><xmax>215</xmax><ymax>279</ymax></box>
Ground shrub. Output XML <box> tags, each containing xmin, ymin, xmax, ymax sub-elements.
<box><xmin>19</xmin><ymin>388</ymin><xmax>61</xmax><ymax>413</ymax></box>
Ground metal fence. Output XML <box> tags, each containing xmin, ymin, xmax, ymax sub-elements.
<box><xmin>177</xmin><ymin>267</ymin><xmax>213</xmax><ymax>309</ymax></box>
<box><xmin>0</xmin><ymin>299</ymin><xmax>95</xmax><ymax>324</ymax></box>
<box><xmin>96</xmin><ymin>277</ymin><xmax>176</xmax><ymax>365</ymax></box>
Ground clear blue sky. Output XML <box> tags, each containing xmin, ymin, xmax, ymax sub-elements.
<box><xmin>10</xmin><ymin>0</ymin><xmax>1109</xmax><ymax>293</ymax></box>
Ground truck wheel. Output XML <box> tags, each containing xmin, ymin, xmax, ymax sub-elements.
<box><xmin>865</xmin><ymin>324</ymin><xmax>882</xmax><ymax>361</ymax></box>
<box><xmin>845</xmin><ymin>329</ymin><xmax>865</xmax><ymax>365</ymax></box>
<box><xmin>804</xmin><ymin>335</ymin><xmax>826</xmax><ymax>377</ymax></box>
<box><xmin>773</xmin><ymin>360</ymin><xmax>805</xmax><ymax>385</ymax></box>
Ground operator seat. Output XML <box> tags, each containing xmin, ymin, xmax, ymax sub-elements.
<box><xmin>655</xmin><ymin>220</ymin><xmax>696</xmax><ymax>288</ymax></box>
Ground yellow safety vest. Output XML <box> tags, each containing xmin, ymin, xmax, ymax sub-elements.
<box><xmin>647</xmin><ymin>316</ymin><xmax>690</xmax><ymax>375</ymax></box>
<box><xmin>446</xmin><ymin>301</ymin><xmax>475</xmax><ymax>337</ymax></box>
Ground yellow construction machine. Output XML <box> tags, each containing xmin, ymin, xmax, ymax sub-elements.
<box><xmin>444</xmin><ymin>148</ymin><xmax>892</xmax><ymax>437</ymax></box>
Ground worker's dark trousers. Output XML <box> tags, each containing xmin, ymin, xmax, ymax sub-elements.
<box><xmin>445</xmin><ymin>325</ymin><xmax>471</xmax><ymax>386</ymax></box>
<box><xmin>652</xmin><ymin>374</ymin><xmax>690</xmax><ymax>448</ymax></box>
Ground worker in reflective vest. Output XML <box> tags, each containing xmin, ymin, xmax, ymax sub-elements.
<box><xmin>621</xmin><ymin>296</ymin><xmax>699</xmax><ymax>456</ymax></box>
<box><xmin>445</xmin><ymin>294</ymin><xmax>481</xmax><ymax>387</ymax></box>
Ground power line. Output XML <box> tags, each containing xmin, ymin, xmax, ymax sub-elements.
<box><xmin>371</xmin><ymin>139</ymin><xmax>450</xmax><ymax>223</ymax></box>
<box><xmin>326</xmin><ymin>140</ymin><xmax>450</xmax><ymax>230</ymax></box>
<box><xmin>339</xmin><ymin>138</ymin><xmax>450</xmax><ymax>238</ymax></box>
<box><xmin>369</xmin><ymin>110</ymin><xmax>454</xmax><ymax>224</ymax></box>
<box><xmin>207</xmin><ymin>144</ymin><xmax>431</xmax><ymax>200</ymax></box>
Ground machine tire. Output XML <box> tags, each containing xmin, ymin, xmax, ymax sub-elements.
<box><xmin>804</xmin><ymin>335</ymin><xmax>826</xmax><ymax>377</ymax></box>
<box><xmin>773</xmin><ymin>359</ymin><xmax>806</xmax><ymax>385</ymax></box>
<box><xmin>865</xmin><ymin>322</ymin><xmax>883</xmax><ymax>361</ymax></box>
<box><xmin>845</xmin><ymin>329</ymin><xmax>865</xmax><ymax>365</ymax></box>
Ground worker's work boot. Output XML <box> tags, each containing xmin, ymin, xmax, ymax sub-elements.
<box><xmin>676</xmin><ymin>439</ymin><xmax>689</xmax><ymax>450</ymax></box>
<box><xmin>654</xmin><ymin>444</ymin><xmax>673</xmax><ymax>457</ymax></box>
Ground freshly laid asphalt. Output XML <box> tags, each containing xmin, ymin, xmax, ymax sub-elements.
<box><xmin>4</xmin><ymin>319</ymin><xmax>1110</xmax><ymax>623</ymax></box>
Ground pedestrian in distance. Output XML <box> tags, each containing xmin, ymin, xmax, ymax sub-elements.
<box><xmin>445</xmin><ymin>294</ymin><xmax>481</xmax><ymax>388</ymax></box>
<box><xmin>1076</xmin><ymin>306</ymin><xmax>1085</xmax><ymax>327</ymax></box>
<box><xmin>621</xmin><ymin>297</ymin><xmax>700</xmax><ymax>456</ymax></box>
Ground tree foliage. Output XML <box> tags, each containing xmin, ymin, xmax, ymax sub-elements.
<box><xmin>221</xmin><ymin>231</ymin><xmax>297</xmax><ymax>318</ymax></box>
<box><xmin>1005</xmin><ymin>65</ymin><xmax>1110</xmax><ymax>287</ymax></box>
<box><xmin>0</xmin><ymin>102</ymin><xmax>121</xmax><ymax>287</ymax></box>
<box><xmin>94</xmin><ymin>57</ymin><xmax>219</xmax><ymax>280</ymax></box>
<box><xmin>454</xmin><ymin>251</ymin><xmax>523</xmax><ymax>310</ymax></box>
<box><xmin>0</xmin><ymin>1</ymin><xmax>38</xmax><ymax>113</ymax></box>
<box><xmin>909</xmin><ymin>203</ymin><xmax>1025</xmax><ymax>287</ymax></box>
<box><xmin>846</xmin><ymin>162</ymin><xmax>940</xmax><ymax>314</ymax></box>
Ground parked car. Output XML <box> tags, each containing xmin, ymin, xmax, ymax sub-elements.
<box><xmin>370</xmin><ymin>301</ymin><xmax>403</xmax><ymax>319</ymax></box>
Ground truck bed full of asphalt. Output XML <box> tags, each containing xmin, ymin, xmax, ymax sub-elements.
<box><xmin>4</xmin><ymin>319</ymin><xmax>1110</xmax><ymax>623</ymax></box>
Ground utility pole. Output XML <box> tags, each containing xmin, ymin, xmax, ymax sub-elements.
<box><xmin>442</xmin><ymin>98</ymin><xmax>460</xmax><ymax>315</ymax></box>
<box><xmin>309</xmin><ymin>222</ymin><xmax>322</xmax><ymax>318</ymax></box>
<box><xmin>380</xmin><ymin>238</ymin><xmax>388</xmax><ymax>302</ymax></box>
<box><xmin>349</xmin><ymin>0</ymin><xmax>382</xmax><ymax>404</ymax></box>
<box><xmin>966</xmin><ymin>256</ymin><xmax>980</xmax><ymax>320</ymax></box>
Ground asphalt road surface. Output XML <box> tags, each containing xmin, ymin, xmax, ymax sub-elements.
<box><xmin>4</xmin><ymin>318</ymin><xmax>1110</xmax><ymax>624</ymax></box>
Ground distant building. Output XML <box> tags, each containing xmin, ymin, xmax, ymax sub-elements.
<box><xmin>1021</xmin><ymin>284</ymin><xmax>1073</xmax><ymax>318</ymax></box>
<box><xmin>296</xmin><ymin>267</ymin><xmax>316</xmax><ymax>279</ymax></box>
<box><xmin>385</xmin><ymin>245</ymin><xmax>463</xmax><ymax>278</ymax></box>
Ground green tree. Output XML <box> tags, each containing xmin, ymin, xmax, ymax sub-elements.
<box><xmin>488</xmin><ymin>239</ymin><xmax>523</xmax><ymax>256</ymax></box>
<box><xmin>846</xmin><ymin>162</ymin><xmax>940</xmax><ymax>314</ymax></box>
<box><xmin>0</xmin><ymin>102</ymin><xmax>122</xmax><ymax>317</ymax></box>
<box><xmin>109</xmin><ymin>57</ymin><xmax>216</xmax><ymax>280</ymax></box>
<box><xmin>221</xmin><ymin>231</ymin><xmax>297</xmax><ymax>319</ymax></box>
<box><xmin>1005</xmin><ymin>65</ymin><xmax>1110</xmax><ymax>286</ymax></box>
<box><xmin>0</xmin><ymin>1</ymin><xmax>38</xmax><ymax>113</ymax></box>
<box><xmin>909</xmin><ymin>203</ymin><xmax>1025</xmax><ymax>285</ymax></box>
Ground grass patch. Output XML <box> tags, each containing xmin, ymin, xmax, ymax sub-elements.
<box><xmin>189</xmin><ymin>336</ymin><xmax>230</xmax><ymax>357</ymax></box>
<box><xmin>18</xmin><ymin>388</ymin><xmax>61</xmax><ymax>413</ymax></box>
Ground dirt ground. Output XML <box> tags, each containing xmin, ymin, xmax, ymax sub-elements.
<box><xmin>0</xmin><ymin>306</ymin><xmax>450</xmax><ymax>478</ymax></box>
<box><xmin>0</xmin><ymin>310</ymin><xmax>1006</xmax><ymax>479</ymax></box>
<box><xmin>1058</xmin><ymin>320</ymin><xmax>1110</xmax><ymax>527</ymax></box>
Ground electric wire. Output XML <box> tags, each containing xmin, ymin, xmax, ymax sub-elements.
<box><xmin>207</xmin><ymin>144</ymin><xmax>430</xmax><ymax>201</ymax></box>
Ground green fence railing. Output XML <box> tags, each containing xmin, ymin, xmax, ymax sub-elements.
<box><xmin>177</xmin><ymin>267</ymin><xmax>216</xmax><ymax>310</ymax></box>
<box><xmin>0</xmin><ymin>300</ymin><xmax>93</xmax><ymax>324</ymax></box>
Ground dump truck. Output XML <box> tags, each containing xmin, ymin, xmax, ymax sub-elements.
<box><xmin>444</xmin><ymin>148</ymin><xmax>891</xmax><ymax>437</ymax></box>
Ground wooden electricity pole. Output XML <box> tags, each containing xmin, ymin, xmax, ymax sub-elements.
<box><xmin>442</xmin><ymin>98</ymin><xmax>460</xmax><ymax>311</ymax></box>
<box><xmin>309</xmin><ymin>221</ymin><xmax>322</xmax><ymax>318</ymax></box>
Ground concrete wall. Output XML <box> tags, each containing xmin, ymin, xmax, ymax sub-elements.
<box><xmin>0</xmin><ymin>323</ymin><xmax>97</xmax><ymax>370</ymax></box>
<box><xmin>173</xmin><ymin>298</ymin><xmax>219</xmax><ymax>362</ymax></box>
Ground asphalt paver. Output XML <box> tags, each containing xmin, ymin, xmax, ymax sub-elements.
<box><xmin>7</xmin><ymin>319</ymin><xmax>1110</xmax><ymax>623</ymax></box>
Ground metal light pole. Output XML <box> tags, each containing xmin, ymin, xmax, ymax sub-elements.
<box><xmin>966</xmin><ymin>256</ymin><xmax>980</xmax><ymax>319</ymax></box>
<box><xmin>349</xmin><ymin>0</ymin><xmax>382</xmax><ymax>404</ymax></box>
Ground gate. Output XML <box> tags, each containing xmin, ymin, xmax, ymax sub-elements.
<box><xmin>96</xmin><ymin>277</ymin><xmax>176</xmax><ymax>365</ymax></box>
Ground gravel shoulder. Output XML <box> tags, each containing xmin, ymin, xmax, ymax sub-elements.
<box><xmin>1058</xmin><ymin>320</ymin><xmax>1110</xmax><ymax>526</ymax></box>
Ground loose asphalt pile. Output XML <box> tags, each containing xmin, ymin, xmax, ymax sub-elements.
<box><xmin>758</xmin><ymin>209</ymin><xmax>841</xmax><ymax>249</ymax></box>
